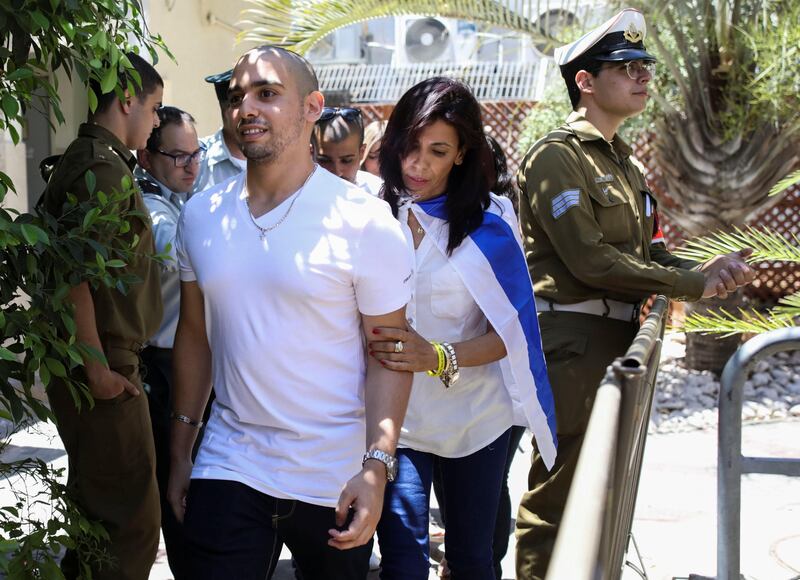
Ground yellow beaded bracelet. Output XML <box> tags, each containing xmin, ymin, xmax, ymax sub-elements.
<box><xmin>426</xmin><ymin>341</ymin><xmax>447</xmax><ymax>377</ymax></box>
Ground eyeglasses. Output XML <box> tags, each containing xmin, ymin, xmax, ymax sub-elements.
<box><xmin>620</xmin><ymin>60</ymin><xmax>656</xmax><ymax>80</ymax></box>
<box><xmin>318</xmin><ymin>107</ymin><xmax>362</xmax><ymax>124</ymax></box>
<box><xmin>155</xmin><ymin>147</ymin><xmax>206</xmax><ymax>168</ymax></box>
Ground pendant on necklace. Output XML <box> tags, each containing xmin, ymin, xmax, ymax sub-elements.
<box><xmin>416</xmin><ymin>227</ymin><xmax>424</xmax><ymax>235</ymax></box>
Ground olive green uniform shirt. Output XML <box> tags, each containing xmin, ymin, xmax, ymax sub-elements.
<box><xmin>518</xmin><ymin>112</ymin><xmax>704</xmax><ymax>304</ymax></box>
<box><xmin>41</xmin><ymin>123</ymin><xmax>163</xmax><ymax>365</ymax></box>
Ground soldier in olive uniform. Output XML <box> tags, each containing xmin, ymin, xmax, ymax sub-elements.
<box><xmin>41</xmin><ymin>53</ymin><xmax>164</xmax><ymax>580</ymax></box>
<box><xmin>514</xmin><ymin>10</ymin><xmax>755</xmax><ymax>578</ymax></box>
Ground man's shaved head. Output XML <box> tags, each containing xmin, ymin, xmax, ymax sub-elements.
<box><xmin>233</xmin><ymin>45</ymin><xmax>319</xmax><ymax>98</ymax></box>
<box><xmin>227</xmin><ymin>44</ymin><xmax>324</xmax><ymax>165</ymax></box>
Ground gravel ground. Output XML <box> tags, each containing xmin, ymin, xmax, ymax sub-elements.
<box><xmin>652</xmin><ymin>332</ymin><xmax>800</xmax><ymax>433</ymax></box>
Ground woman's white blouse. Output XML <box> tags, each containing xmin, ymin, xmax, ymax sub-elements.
<box><xmin>398</xmin><ymin>205</ymin><xmax>514</xmax><ymax>458</ymax></box>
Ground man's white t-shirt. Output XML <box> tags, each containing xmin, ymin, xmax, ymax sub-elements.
<box><xmin>176</xmin><ymin>168</ymin><xmax>412</xmax><ymax>507</ymax></box>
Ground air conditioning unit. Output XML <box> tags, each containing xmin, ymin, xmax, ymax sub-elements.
<box><xmin>393</xmin><ymin>16</ymin><xmax>477</xmax><ymax>65</ymax></box>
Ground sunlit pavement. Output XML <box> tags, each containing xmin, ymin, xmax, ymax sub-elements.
<box><xmin>2</xmin><ymin>413</ymin><xmax>798</xmax><ymax>579</ymax></box>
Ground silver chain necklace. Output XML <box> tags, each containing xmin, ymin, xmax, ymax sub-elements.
<box><xmin>245</xmin><ymin>165</ymin><xmax>317</xmax><ymax>240</ymax></box>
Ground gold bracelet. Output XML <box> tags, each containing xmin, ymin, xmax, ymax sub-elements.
<box><xmin>426</xmin><ymin>341</ymin><xmax>446</xmax><ymax>376</ymax></box>
<box><xmin>171</xmin><ymin>412</ymin><xmax>204</xmax><ymax>429</ymax></box>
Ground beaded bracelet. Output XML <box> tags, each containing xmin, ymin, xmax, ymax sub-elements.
<box><xmin>426</xmin><ymin>341</ymin><xmax>447</xmax><ymax>377</ymax></box>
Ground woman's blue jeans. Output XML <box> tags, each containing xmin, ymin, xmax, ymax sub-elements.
<box><xmin>377</xmin><ymin>429</ymin><xmax>511</xmax><ymax>579</ymax></box>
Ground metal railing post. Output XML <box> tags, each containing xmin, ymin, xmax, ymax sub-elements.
<box><xmin>547</xmin><ymin>366</ymin><xmax>622</xmax><ymax>579</ymax></box>
<box><xmin>547</xmin><ymin>296</ymin><xmax>669</xmax><ymax>580</ymax></box>
<box><xmin>717</xmin><ymin>327</ymin><xmax>800</xmax><ymax>580</ymax></box>
<box><xmin>604</xmin><ymin>297</ymin><xmax>668</xmax><ymax>578</ymax></box>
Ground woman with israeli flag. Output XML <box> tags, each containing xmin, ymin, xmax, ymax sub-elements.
<box><xmin>368</xmin><ymin>76</ymin><xmax>557</xmax><ymax>580</ymax></box>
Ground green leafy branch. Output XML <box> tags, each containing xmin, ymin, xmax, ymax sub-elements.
<box><xmin>672</xmin><ymin>226</ymin><xmax>800</xmax><ymax>264</ymax></box>
<box><xmin>1</xmin><ymin>174</ymin><xmax>155</xmax><ymax>425</ymax></box>
<box><xmin>680</xmin><ymin>305</ymin><xmax>796</xmax><ymax>337</ymax></box>
<box><xmin>769</xmin><ymin>169</ymin><xmax>800</xmax><ymax>198</ymax></box>
<box><xmin>1</xmin><ymin>175</ymin><xmax>165</xmax><ymax>572</ymax></box>
<box><xmin>675</xmin><ymin>225</ymin><xmax>800</xmax><ymax>336</ymax></box>
<box><xmin>0</xmin><ymin>456</ymin><xmax>110</xmax><ymax>578</ymax></box>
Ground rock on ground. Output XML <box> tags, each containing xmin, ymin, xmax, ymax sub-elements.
<box><xmin>651</xmin><ymin>333</ymin><xmax>800</xmax><ymax>433</ymax></box>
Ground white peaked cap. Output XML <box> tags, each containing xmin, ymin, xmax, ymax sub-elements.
<box><xmin>553</xmin><ymin>8</ymin><xmax>654</xmax><ymax>67</ymax></box>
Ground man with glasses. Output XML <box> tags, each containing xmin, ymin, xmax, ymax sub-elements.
<box><xmin>515</xmin><ymin>9</ymin><xmax>755</xmax><ymax>578</ymax></box>
<box><xmin>315</xmin><ymin>106</ymin><xmax>383</xmax><ymax>196</ymax></box>
<box><xmin>135</xmin><ymin>105</ymin><xmax>204</xmax><ymax>579</ymax></box>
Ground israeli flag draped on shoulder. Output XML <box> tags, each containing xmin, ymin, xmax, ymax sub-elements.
<box><xmin>410</xmin><ymin>193</ymin><xmax>557</xmax><ymax>469</ymax></box>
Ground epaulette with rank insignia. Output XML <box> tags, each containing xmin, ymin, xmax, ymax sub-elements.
<box><xmin>90</xmin><ymin>140</ymin><xmax>116</xmax><ymax>162</ymax></box>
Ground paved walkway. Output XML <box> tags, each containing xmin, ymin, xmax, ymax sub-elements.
<box><xmin>2</xmin><ymin>418</ymin><xmax>798</xmax><ymax>579</ymax></box>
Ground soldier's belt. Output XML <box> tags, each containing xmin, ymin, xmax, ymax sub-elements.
<box><xmin>535</xmin><ymin>296</ymin><xmax>639</xmax><ymax>322</ymax></box>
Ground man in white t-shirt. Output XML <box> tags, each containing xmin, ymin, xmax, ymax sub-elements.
<box><xmin>167</xmin><ymin>45</ymin><xmax>414</xmax><ymax>579</ymax></box>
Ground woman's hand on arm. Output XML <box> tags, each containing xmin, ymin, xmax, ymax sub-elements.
<box><xmin>369</xmin><ymin>325</ymin><xmax>439</xmax><ymax>372</ymax></box>
<box><xmin>369</xmin><ymin>325</ymin><xmax>507</xmax><ymax>371</ymax></box>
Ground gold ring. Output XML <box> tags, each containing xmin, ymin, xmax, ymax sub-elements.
<box><xmin>394</xmin><ymin>341</ymin><xmax>404</xmax><ymax>353</ymax></box>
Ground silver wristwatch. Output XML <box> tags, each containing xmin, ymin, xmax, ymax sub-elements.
<box><xmin>362</xmin><ymin>449</ymin><xmax>398</xmax><ymax>482</ymax></box>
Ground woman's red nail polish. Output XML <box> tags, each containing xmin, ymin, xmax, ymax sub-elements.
<box><xmin>372</xmin><ymin>329</ymin><xmax>379</xmax><ymax>334</ymax></box>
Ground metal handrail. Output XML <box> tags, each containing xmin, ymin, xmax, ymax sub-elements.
<box><xmin>717</xmin><ymin>327</ymin><xmax>800</xmax><ymax>580</ymax></box>
<box><xmin>548</xmin><ymin>295</ymin><xmax>669</xmax><ymax>580</ymax></box>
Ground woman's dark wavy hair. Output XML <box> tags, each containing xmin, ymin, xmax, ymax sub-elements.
<box><xmin>380</xmin><ymin>77</ymin><xmax>494</xmax><ymax>254</ymax></box>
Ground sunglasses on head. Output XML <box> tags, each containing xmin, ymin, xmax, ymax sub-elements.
<box><xmin>319</xmin><ymin>107</ymin><xmax>362</xmax><ymax>123</ymax></box>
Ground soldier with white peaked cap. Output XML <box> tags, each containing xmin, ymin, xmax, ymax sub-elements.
<box><xmin>514</xmin><ymin>8</ymin><xmax>755</xmax><ymax>578</ymax></box>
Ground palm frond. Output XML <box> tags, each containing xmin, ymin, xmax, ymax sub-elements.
<box><xmin>673</xmin><ymin>226</ymin><xmax>800</xmax><ymax>264</ymax></box>
<box><xmin>680</xmin><ymin>306</ymin><xmax>796</xmax><ymax>337</ymax></box>
<box><xmin>773</xmin><ymin>291</ymin><xmax>800</xmax><ymax>318</ymax></box>
<box><xmin>768</xmin><ymin>169</ymin><xmax>800</xmax><ymax>197</ymax></box>
<box><xmin>239</xmin><ymin>0</ymin><xmax>588</xmax><ymax>54</ymax></box>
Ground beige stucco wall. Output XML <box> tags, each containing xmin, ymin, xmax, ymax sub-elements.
<box><xmin>0</xmin><ymin>125</ymin><xmax>28</xmax><ymax>214</ymax></box>
<box><xmin>145</xmin><ymin>0</ymin><xmax>254</xmax><ymax>139</ymax></box>
<box><xmin>51</xmin><ymin>69</ymin><xmax>90</xmax><ymax>155</ymax></box>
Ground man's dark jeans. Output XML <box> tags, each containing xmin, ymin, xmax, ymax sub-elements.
<box><xmin>183</xmin><ymin>479</ymin><xmax>372</xmax><ymax>579</ymax></box>
<box><xmin>141</xmin><ymin>346</ymin><xmax>190</xmax><ymax>579</ymax></box>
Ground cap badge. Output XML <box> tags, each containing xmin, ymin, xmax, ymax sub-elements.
<box><xmin>624</xmin><ymin>23</ymin><xmax>643</xmax><ymax>43</ymax></box>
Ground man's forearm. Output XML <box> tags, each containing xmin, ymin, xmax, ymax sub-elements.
<box><xmin>364</xmin><ymin>356</ymin><xmax>412</xmax><ymax>455</ymax></box>
<box><xmin>170</xmin><ymin>323</ymin><xmax>213</xmax><ymax>460</ymax></box>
